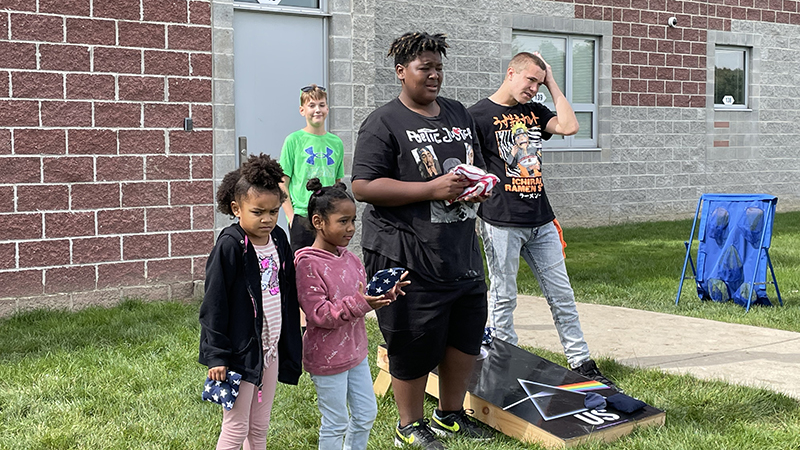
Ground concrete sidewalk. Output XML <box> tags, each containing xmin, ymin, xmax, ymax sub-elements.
<box><xmin>513</xmin><ymin>295</ymin><xmax>800</xmax><ymax>400</ymax></box>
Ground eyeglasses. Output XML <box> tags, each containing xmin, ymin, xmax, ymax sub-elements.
<box><xmin>300</xmin><ymin>85</ymin><xmax>326</xmax><ymax>92</ymax></box>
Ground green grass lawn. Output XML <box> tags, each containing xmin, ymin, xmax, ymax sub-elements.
<box><xmin>1</xmin><ymin>300</ymin><xmax>799</xmax><ymax>449</ymax></box>
<box><xmin>2</xmin><ymin>212</ymin><xmax>800</xmax><ymax>449</ymax></box>
<box><xmin>516</xmin><ymin>211</ymin><xmax>800</xmax><ymax>333</ymax></box>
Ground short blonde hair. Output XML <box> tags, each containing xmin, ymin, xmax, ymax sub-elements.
<box><xmin>509</xmin><ymin>52</ymin><xmax>546</xmax><ymax>72</ymax></box>
<box><xmin>300</xmin><ymin>84</ymin><xmax>327</xmax><ymax>106</ymax></box>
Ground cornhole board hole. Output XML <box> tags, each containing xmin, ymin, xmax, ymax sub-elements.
<box><xmin>374</xmin><ymin>340</ymin><xmax>665</xmax><ymax>448</ymax></box>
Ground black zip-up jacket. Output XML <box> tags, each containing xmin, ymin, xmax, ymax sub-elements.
<box><xmin>198</xmin><ymin>223</ymin><xmax>302</xmax><ymax>386</ymax></box>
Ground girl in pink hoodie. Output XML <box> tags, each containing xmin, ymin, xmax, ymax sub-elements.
<box><xmin>294</xmin><ymin>178</ymin><xmax>408</xmax><ymax>450</ymax></box>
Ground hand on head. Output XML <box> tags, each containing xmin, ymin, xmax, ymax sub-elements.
<box><xmin>533</xmin><ymin>51</ymin><xmax>553</xmax><ymax>86</ymax></box>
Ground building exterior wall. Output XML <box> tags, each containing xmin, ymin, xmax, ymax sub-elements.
<box><xmin>210</xmin><ymin>0</ymin><xmax>236</xmax><ymax>230</ymax></box>
<box><xmin>0</xmin><ymin>0</ymin><xmax>215</xmax><ymax>315</ymax></box>
<box><xmin>3</xmin><ymin>0</ymin><xmax>799</xmax><ymax>313</ymax></box>
<box><xmin>330</xmin><ymin>0</ymin><xmax>800</xmax><ymax>227</ymax></box>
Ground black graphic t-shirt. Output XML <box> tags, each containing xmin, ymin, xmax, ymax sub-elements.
<box><xmin>468</xmin><ymin>98</ymin><xmax>557</xmax><ymax>228</ymax></box>
<box><xmin>352</xmin><ymin>97</ymin><xmax>485</xmax><ymax>283</ymax></box>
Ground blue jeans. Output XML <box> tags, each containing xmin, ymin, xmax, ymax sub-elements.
<box><xmin>309</xmin><ymin>356</ymin><xmax>377</xmax><ymax>450</ymax></box>
<box><xmin>480</xmin><ymin>220</ymin><xmax>591</xmax><ymax>368</ymax></box>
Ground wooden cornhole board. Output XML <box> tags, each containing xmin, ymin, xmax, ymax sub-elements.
<box><xmin>374</xmin><ymin>339</ymin><xmax>665</xmax><ymax>448</ymax></box>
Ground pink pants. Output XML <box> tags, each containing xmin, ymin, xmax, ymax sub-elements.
<box><xmin>216</xmin><ymin>354</ymin><xmax>280</xmax><ymax>450</ymax></box>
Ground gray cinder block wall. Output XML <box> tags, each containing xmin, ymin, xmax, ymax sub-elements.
<box><xmin>2</xmin><ymin>0</ymin><xmax>797</xmax><ymax>314</ymax></box>
<box><xmin>329</xmin><ymin>0</ymin><xmax>800</xmax><ymax>228</ymax></box>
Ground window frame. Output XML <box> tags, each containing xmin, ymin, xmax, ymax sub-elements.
<box><xmin>233</xmin><ymin>0</ymin><xmax>328</xmax><ymax>15</ymax></box>
<box><xmin>512</xmin><ymin>31</ymin><xmax>599</xmax><ymax>150</ymax></box>
<box><xmin>714</xmin><ymin>45</ymin><xmax>750</xmax><ymax>110</ymax></box>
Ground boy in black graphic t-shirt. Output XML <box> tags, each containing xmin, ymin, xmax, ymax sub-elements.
<box><xmin>469</xmin><ymin>51</ymin><xmax>618</xmax><ymax>390</ymax></box>
<box><xmin>355</xmin><ymin>97</ymin><xmax>485</xmax><ymax>279</ymax></box>
<box><xmin>352</xmin><ymin>32</ymin><xmax>494</xmax><ymax>448</ymax></box>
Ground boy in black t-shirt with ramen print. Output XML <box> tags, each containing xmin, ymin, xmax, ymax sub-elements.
<box><xmin>469</xmin><ymin>51</ymin><xmax>618</xmax><ymax>390</ymax></box>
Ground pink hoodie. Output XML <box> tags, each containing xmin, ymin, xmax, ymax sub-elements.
<box><xmin>294</xmin><ymin>246</ymin><xmax>373</xmax><ymax>376</ymax></box>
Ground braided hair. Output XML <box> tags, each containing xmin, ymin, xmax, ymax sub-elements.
<box><xmin>387</xmin><ymin>32</ymin><xmax>449</xmax><ymax>67</ymax></box>
<box><xmin>216</xmin><ymin>154</ymin><xmax>287</xmax><ymax>217</ymax></box>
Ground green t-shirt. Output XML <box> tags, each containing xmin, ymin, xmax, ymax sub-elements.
<box><xmin>279</xmin><ymin>130</ymin><xmax>344</xmax><ymax>217</ymax></box>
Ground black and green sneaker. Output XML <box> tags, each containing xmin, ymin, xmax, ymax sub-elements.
<box><xmin>395</xmin><ymin>419</ymin><xmax>446</xmax><ymax>449</ymax></box>
<box><xmin>430</xmin><ymin>409</ymin><xmax>494</xmax><ymax>441</ymax></box>
<box><xmin>572</xmin><ymin>359</ymin><xmax>621</xmax><ymax>392</ymax></box>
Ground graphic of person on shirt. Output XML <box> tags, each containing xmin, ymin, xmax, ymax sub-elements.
<box><xmin>499</xmin><ymin>122</ymin><xmax>542</xmax><ymax>178</ymax></box>
<box><xmin>412</xmin><ymin>146</ymin><xmax>442</xmax><ymax>179</ymax></box>
<box><xmin>420</xmin><ymin>147</ymin><xmax>478</xmax><ymax>224</ymax></box>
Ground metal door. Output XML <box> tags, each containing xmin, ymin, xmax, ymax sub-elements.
<box><xmin>233</xmin><ymin>9</ymin><xmax>326</xmax><ymax>161</ymax></box>
<box><xmin>233</xmin><ymin>7</ymin><xmax>327</xmax><ymax>232</ymax></box>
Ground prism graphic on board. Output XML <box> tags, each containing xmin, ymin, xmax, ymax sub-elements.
<box><xmin>504</xmin><ymin>379</ymin><xmax>595</xmax><ymax>421</ymax></box>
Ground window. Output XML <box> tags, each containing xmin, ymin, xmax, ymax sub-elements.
<box><xmin>714</xmin><ymin>46</ymin><xmax>749</xmax><ymax>109</ymax></box>
<box><xmin>235</xmin><ymin>0</ymin><xmax>321</xmax><ymax>9</ymax></box>
<box><xmin>512</xmin><ymin>32</ymin><xmax>598</xmax><ymax>149</ymax></box>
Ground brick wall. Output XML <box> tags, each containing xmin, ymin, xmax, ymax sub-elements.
<box><xmin>339</xmin><ymin>0</ymin><xmax>800</xmax><ymax>228</ymax></box>
<box><xmin>0</xmin><ymin>0</ymin><xmax>214</xmax><ymax>315</ymax></box>
<box><xmin>555</xmin><ymin>0</ymin><xmax>800</xmax><ymax>107</ymax></box>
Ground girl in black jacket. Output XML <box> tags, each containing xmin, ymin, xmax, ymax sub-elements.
<box><xmin>199</xmin><ymin>154</ymin><xmax>302</xmax><ymax>449</ymax></box>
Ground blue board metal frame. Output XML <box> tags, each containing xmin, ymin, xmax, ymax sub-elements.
<box><xmin>676</xmin><ymin>194</ymin><xmax>783</xmax><ymax>312</ymax></box>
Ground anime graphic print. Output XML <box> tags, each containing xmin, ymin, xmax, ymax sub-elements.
<box><xmin>499</xmin><ymin>122</ymin><xmax>543</xmax><ymax>178</ymax></box>
<box><xmin>492</xmin><ymin>111</ymin><xmax>546</xmax><ymax>200</ymax></box>
<box><xmin>259</xmin><ymin>254</ymin><xmax>280</xmax><ymax>296</ymax></box>
<box><xmin>407</xmin><ymin>129</ymin><xmax>479</xmax><ymax>224</ymax></box>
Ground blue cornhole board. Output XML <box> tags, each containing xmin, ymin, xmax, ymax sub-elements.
<box><xmin>676</xmin><ymin>194</ymin><xmax>783</xmax><ymax>312</ymax></box>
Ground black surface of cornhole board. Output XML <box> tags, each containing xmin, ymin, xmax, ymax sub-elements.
<box><xmin>374</xmin><ymin>339</ymin><xmax>665</xmax><ymax>448</ymax></box>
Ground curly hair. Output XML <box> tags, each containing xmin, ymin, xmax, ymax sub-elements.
<box><xmin>387</xmin><ymin>31</ymin><xmax>449</xmax><ymax>67</ymax></box>
<box><xmin>305</xmin><ymin>178</ymin><xmax>354</xmax><ymax>226</ymax></box>
<box><xmin>216</xmin><ymin>154</ymin><xmax>287</xmax><ymax>217</ymax></box>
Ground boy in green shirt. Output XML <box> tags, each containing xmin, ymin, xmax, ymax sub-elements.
<box><xmin>279</xmin><ymin>84</ymin><xmax>345</xmax><ymax>253</ymax></box>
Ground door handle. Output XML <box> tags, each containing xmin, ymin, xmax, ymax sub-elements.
<box><xmin>238</xmin><ymin>136</ymin><xmax>248</xmax><ymax>167</ymax></box>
